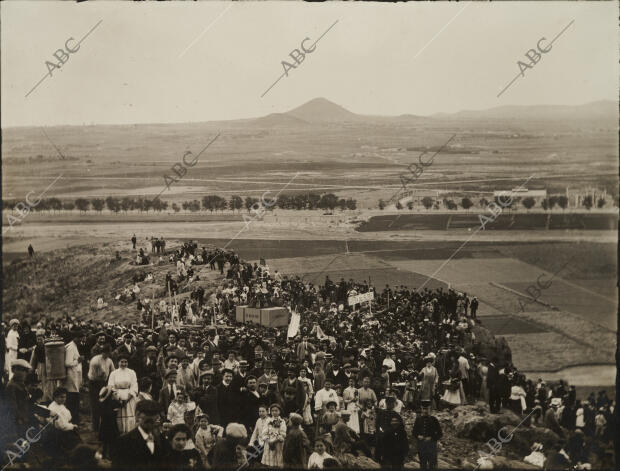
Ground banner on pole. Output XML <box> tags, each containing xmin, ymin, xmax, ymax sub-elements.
<box><xmin>287</xmin><ymin>311</ymin><xmax>301</xmax><ymax>338</ymax></box>
<box><xmin>348</xmin><ymin>291</ymin><xmax>374</xmax><ymax>306</ymax></box>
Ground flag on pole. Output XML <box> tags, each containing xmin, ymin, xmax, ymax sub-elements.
<box><xmin>287</xmin><ymin>311</ymin><xmax>301</xmax><ymax>338</ymax></box>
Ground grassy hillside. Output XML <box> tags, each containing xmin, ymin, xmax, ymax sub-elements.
<box><xmin>1</xmin><ymin>241</ymin><xmax>222</xmax><ymax>325</ymax></box>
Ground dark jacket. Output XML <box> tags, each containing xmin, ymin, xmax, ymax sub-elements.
<box><xmin>280</xmin><ymin>377</ymin><xmax>306</xmax><ymax>411</ymax></box>
<box><xmin>210</xmin><ymin>437</ymin><xmax>239</xmax><ymax>469</ymax></box>
<box><xmin>196</xmin><ymin>385</ymin><xmax>220</xmax><ymax>426</ymax></box>
<box><xmin>326</xmin><ymin>369</ymin><xmax>348</xmax><ymax>389</ymax></box>
<box><xmin>239</xmin><ymin>390</ymin><xmax>261</xmax><ymax>431</ymax></box>
<box><xmin>216</xmin><ymin>383</ymin><xmax>238</xmax><ymax>426</ymax></box>
<box><xmin>486</xmin><ymin>363</ymin><xmax>499</xmax><ymax>391</ymax></box>
<box><xmin>411</xmin><ymin>414</ymin><xmax>443</xmax><ymax>441</ymax></box>
<box><xmin>111</xmin><ymin>427</ymin><xmax>165</xmax><ymax>468</ymax></box>
<box><xmin>283</xmin><ymin>427</ymin><xmax>311</xmax><ymax>468</ymax></box>
<box><xmin>230</xmin><ymin>373</ymin><xmax>249</xmax><ymax>394</ymax></box>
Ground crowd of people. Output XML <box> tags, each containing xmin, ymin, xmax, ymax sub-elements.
<box><xmin>0</xmin><ymin>238</ymin><xmax>615</xmax><ymax>470</ymax></box>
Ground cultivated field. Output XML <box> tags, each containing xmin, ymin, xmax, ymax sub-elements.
<box><xmin>358</xmin><ymin>213</ymin><xmax>619</xmax><ymax>231</ymax></box>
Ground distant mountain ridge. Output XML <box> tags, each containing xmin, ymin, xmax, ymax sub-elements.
<box><xmin>272</xmin><ymin>97</ymin><xmax>616</xmax><ymax>125</ymax></box>
<box><xmin>432</xmin><ymin>100</ymin><xmax>617</xmax><ymax>121</ymax></box>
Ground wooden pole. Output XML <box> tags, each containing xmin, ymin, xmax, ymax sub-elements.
<box><xmin>167</xmin><ymin>281</ymin><xmax>173</xmax><ymax>323</ymax></box>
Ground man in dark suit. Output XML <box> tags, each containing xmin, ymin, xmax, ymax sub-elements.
<box><xmin>216</xmin><ymin>369</ymin><xmax>238</xmax><ymax>426</ymax></box>
<box><xmin>487</xmin><ymin>359</ymin><xmax>501</xmax><ymax>413</ymax></box>
<box><xmin>326</xmin><ymin>361</ymin><xmax>347</xmax><ymax>389</ymax></box>
<box><xmin>112</xmin><ymin>400</ymin><xmax>164</xmax><ymax>468</ymax></box>
<box><xmin>139</xmin><ymin>346</ymin><xmax>161</xmax><ymax>393</ymax></box>
<box><xmin>280</xmin><ymin>366</ymin><xmax>306</xmax><ymax>412</ymax></box>
<box><xmin>195</xmin><ymin>371</ymin><xmax>220</xmax><ymax>425</ymax></box>
<box><xmin>295</xmin><ymin>336</ymin><xmax>315</xmax><ymax>362</ymax></box>
<box><xmin>158</xmin><ymin>369</ymin><xmax>181</xmax><ymax>416</ymax></box>
<box><xmin>231</xmin><ymin>360</ymin><xmax>250</xmax><ymax>394</ymax></box>
<box><xmin>239</xmin><ymin>376</ymin><xmax>261</xmax><ymax>432</ymax></box>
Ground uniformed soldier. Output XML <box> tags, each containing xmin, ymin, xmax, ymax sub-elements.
<box><xmin>411</xmin><ymin>399</ymin><xmax>442</xmax><ymax>470</ymax></box>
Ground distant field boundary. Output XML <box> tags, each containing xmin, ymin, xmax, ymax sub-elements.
<box><xmin>520</xmin><ymin>362</ymin><xmax>616</xmax><ymax>374</ymax></box>
<box><xmin>489</xmin><ymin>281</ymin><xmax>557</xmax><ymax>309</ymax></box>
<box><xmin>357</xmin><ymin>212</ymin><xmax>618</xmax><ymax>232</ymax></box>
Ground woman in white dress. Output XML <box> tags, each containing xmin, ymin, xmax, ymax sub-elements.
<box><xmin>107</xmin><ymin>354</ymin><xmax>138</xmax><ymax>433</ymax></box>
<box><xmin>5</xmin><ymin>320</ymin><xmax>20</xmax><ymax>379</ymax></box>
<box><xmin>342</xmin><ymin>377</ymin><xmax>360</xmax><ymax>433</ymax></box>
<box><xmin>478</xmin><ymin>360</ymin><xmax>489</xmax><ymax>403</ymax></box>
<box><xmin>261</xmin><ymin>404</ymin><xmax>287</xmax><ymax>467</ymax></box>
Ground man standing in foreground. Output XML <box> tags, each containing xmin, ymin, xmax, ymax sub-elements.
<box><xmin>112</xmin><ymin>400</ymin><xmax>164</xmax><ymax>468</ymax></box>
<box><xmin>412</xmin><ymin>399</ymin><xmax>442</xmax><ymax>470</ymax></box>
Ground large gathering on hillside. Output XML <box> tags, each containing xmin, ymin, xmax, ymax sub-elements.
<box><xmin>1</xmin><ymin>239</ymin><xmax>615</xmax><ymax>470</ymax></box>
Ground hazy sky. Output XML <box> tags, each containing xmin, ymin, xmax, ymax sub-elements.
<box><xmin>1</xmin><ymin>1</ymin><xmax>617</xmax><ymax>127</ymax></box>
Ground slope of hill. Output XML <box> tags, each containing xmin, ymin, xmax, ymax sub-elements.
<box><xmin>1</xmin><ymin>241</ymin><xmax>223</xmax><ymax>324</ymax></box>
<box><xmin>250</xmin><ymin>112</ymin><xmax>309</xmax><ymax>127</ymax></box>
<box><xmin>285</xmin><ymin>97</ymin><xmax>363</xmax><ymax>123</ymax></box>
<box><xmin>434</xmin><ymin>100</ymin><xmax>617</xmax><ymax>124</ymax></box>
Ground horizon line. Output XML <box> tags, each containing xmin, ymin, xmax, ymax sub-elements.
<box><xmin>2</xmin><ymin>98</ymin><xmax>616</xmax><ymax>129</ymax></box>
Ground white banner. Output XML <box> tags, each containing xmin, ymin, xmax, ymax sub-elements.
<box><xmin>287</xmin><ymin>312</ymin><xmax>301</xmax><ymax>338</ymax></box>
<box><xmin>348</xmin><ymin>291</ymin><xmax>374</xmax><ymax>306</ymax></box>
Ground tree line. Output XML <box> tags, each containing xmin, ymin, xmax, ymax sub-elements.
<box><xmin>2</xmin><ymin>192</ymin><xmax>357</xmax><ymax>214</ymax></box>
<box><xmin>379</xmin><ymin>195</ymin><xmax>608</xmax><ymax>211</ymax></box>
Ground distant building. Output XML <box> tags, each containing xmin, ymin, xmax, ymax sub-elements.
<box><xmin>565</xmin><ymin>187</ymin><xmax>609</xmax><ymax>208</ymax></box>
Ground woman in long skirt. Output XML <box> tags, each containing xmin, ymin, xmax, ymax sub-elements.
<box><xmin>478</xmin><ymin>360</ymin><xmax>489</xmax><ymax>403</ymax></box>
<box><xmin>343</xmin><ymin>377</ymin><xmax>360</xmax><ymax>433</ymax></box>
<box><xmin>261</xmin><ymin>404</ymin><xmax>287</xmax><ymax>468</ymax></box>
<box><xmin>107</xmin><ymin>355</ymin><xmax>138</xmax><ymax>433</ymax></box>
<box><xmin>419</xmin><ymin>356</ymin><xmax>439</xmax><ymax>408</ymax></box>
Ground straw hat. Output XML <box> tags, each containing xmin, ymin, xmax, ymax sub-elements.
<box><xmin>99</xmin><ymin>386</ymin><xmax>113</xmax><ymax>402</ymax></box>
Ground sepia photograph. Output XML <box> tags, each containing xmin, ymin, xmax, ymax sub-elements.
<box><xmin>1</xmin><ymin>1</ymin><xmax>618</xmax><ymax>470</ymax></box>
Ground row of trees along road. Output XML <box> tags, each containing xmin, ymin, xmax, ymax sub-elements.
<box><xmin>380</xmin><ymin>195</ymin><xmax>608</xmax><ymax>211</ymax></box>
<box><xmin>2</xmin><ymin>193</ymin><xmax>358</xmax><ymax>214</ymax></box>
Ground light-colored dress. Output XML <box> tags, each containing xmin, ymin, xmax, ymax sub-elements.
<box><xmin>107</xmin><ymin>367</ymin><xmax>138</xmax><ymax>433</ymax></box>
<box><xmin>5</xmin><ymin>330</ymin><xmax>19</xmax><ymax>379</ymax></box>
<box><xmin>442</xmin><ymin>382</ymin><xmax>463</xmax><ymax>405</ymax></box>
<box><xmin>343</xmin><ymin>387</ymin><xmax>360</xmax><ymax>433</ymax></box>
<box><xmin>308</xmin><ymin>451</ymin><xmax>333</xmax><ymax>469</ymax></box>
<box><xmin>195</xmin><ymin>424</ymin><xmax>224</xmax><ymax>465</ymax></box>
<box><xmin>168</xmin><ymin>400</ymin><xmax>196</xmax><ymax>425</ymax></box>
<box><xmin>419</xmin><ymin>366</ymin><xmax>438</xmax><ymax>403</ymax></box>
<box><xmin>478</xmin><ymin>365</ymin><xmax>489</xmax><ymax>402</ymax></box>
<box><xmin>64</xmin><ymin>341</ymin><xmax>82</xmax><ymax>393</ymax></box>
<box><xmin>261</xmin><ymin>417</ymin><xmax>287</xmax><ymax>467</ymax></box>
<box><xmin>357</xmin><ymin>387</ymin><xmax>377</xmax><ymax>406</ymax></box>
